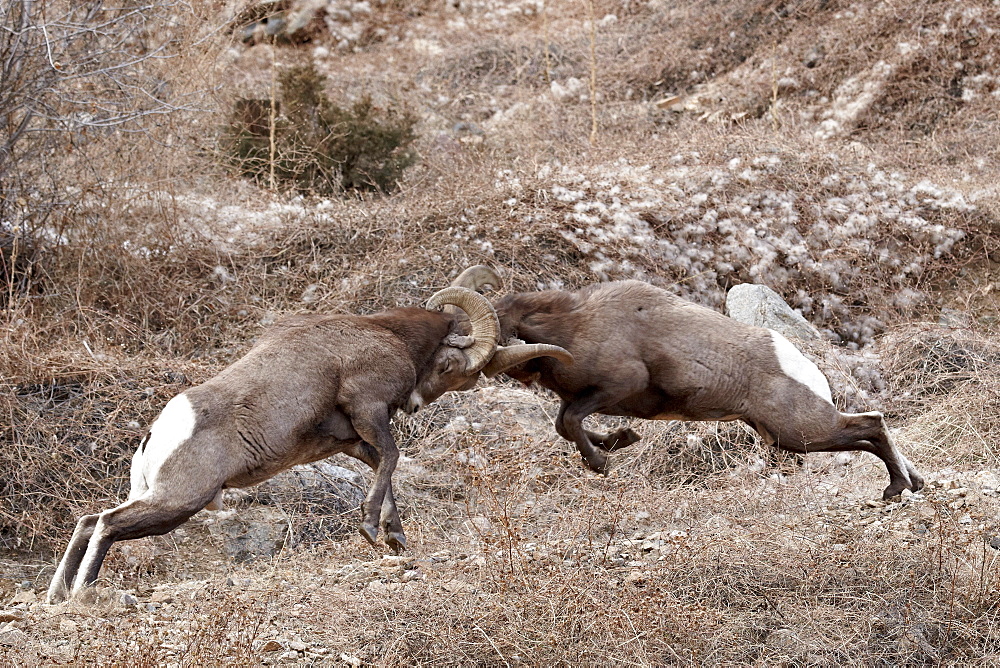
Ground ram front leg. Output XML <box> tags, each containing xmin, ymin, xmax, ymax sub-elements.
<box><xmin>349</xmin><ymin>407</ymin><xmax>400</xmax><ymax>549</ymax></box>
<box><xmin>344</xmin><ymin>442</ymin><xmax>406</xmax><ymax>553</ymax></box>
<box><xmin>555</xmin><ymin>398</ymin><xmax>610</xmax><ymax>474</ymax></box>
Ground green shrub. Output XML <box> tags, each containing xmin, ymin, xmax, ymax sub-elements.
<box><xmin>224</xmin><ymin>64</ymin><xmax>418</xmax><ymax>195</ymax></box>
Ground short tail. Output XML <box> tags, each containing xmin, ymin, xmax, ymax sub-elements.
<box><xmin>127</xmin><ymin>432</ymin><xmax>151</xmax><ymax>501</ymax></box>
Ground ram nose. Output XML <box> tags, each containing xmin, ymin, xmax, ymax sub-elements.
<box><xmin>403</xmin><ymin>391</ymin><xmax>423</xmax><ymax>415</ymax></box>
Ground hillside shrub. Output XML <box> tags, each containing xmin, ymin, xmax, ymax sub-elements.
<box><xmin>224</xmin><ymin>64</ymin><xmax>418</xmax><ymax>195</ymax></box>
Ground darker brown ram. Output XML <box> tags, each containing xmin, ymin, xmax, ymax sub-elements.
<box><xmin>453</xmin><ymin>266</ymin><xmax>924</xmax><ymax>501</ymax></box>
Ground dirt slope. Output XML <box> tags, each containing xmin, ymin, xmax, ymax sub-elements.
<box><xmin>2</xmin><ymin>0</ymin><xmax>999</xmax><ymax>664</ymax></box>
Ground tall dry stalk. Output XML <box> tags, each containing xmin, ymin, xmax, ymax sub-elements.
<box><xmin>584</xmin><ymin>0</ymin><xmax>598</xmax><ymax>144</ymax></box>
<box><xmin>269</xmin><ymin>46</ymin><xmax>278</xmax><ymax>190</ymax></box>
<box><xmin>770</xmin><ymin>42</ymin><xmax>780</xmax><ymax>132</ymax></box>
<box><xmin>541</xmin><ymin>1</ymin><xmax>552</xmax><ymax>84</ymax></box>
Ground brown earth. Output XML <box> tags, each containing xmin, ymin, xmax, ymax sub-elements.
<box><xmin>2</xmin><ymin>0</ymin><xmax>999</xmax><ymax>664</ymax></box>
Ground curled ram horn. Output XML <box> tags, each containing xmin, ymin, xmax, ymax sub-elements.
<box><xmin>450</xmin><ymin>265</ymin><xmax>502</xmax><ymax>293</ymax></box>
<box><xmin>482</xmin><ymin>342</ymin><xmax>574</xmax><ymax>378</ymax></box>
<box><xmin>425</xmin><ymin>286</ymin><xmax>500</xmax><ymax>373</ymax></box>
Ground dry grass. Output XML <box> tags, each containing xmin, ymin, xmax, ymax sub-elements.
<box><xmin>7</xmin><ymin>403</ymin><xmax>1000</xmax><ymax>663</ymax></box>
<box><xmin>3</xmin><ymin>0</ymin><xmax>1000</xmax><ymax>663</ymax></box>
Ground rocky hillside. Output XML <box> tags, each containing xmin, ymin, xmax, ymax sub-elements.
<box><xmin>1</xmin><ymin>0</ymin><xmax>998</xmax><ymax>664</ymax></box>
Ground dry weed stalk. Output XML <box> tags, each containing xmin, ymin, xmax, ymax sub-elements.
<box><xmin>584</xmin><ymin>0</ymin><xmax>599</xmax><ymax>145</ymax></box>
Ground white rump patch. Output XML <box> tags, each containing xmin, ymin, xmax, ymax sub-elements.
<box><xmin>768</xmin><ymin>330</ymin><xmax>834</xmax><ymax>405</ymax></box>
<box><xmin>135</xmin><ymin>393</ymin><xmax>197</xmax><ymax>492</ymax></box>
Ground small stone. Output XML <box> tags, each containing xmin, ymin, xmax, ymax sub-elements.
<box><xmin>288</xmin><ymin>641</ymin><xmax>307</xmax><ymax>652</ymax></box>
<box><xmin>989</xmin><ymin>536</ymin><xmax>1000</xmax><ymax>551</ymax></box>
<box><xmin>10</xmin><ymin>590</ymin><xmax>35</xmax><ymax>604</ymax></box>
<box><xmin>340</xmin><ymin>654</ymin><xmax>363</xmax><ymax>667</ymax></box>
<box><xmin>380</xmin><ymin>555</ymin><xmax>414</xmax><ymax>568</ymax></box>
<box><xmin>0</xmin><ymin>627</ymin><xmax>28</xmax><ymax>648</ymax></box>
<box><xmin>144</xmin><ymin>603</ymin><xmax>157</xmax><ymax>613</ymax></box>
<box><xmin>225</xmin><ymin>577</ymin><xmax>235</xmax><ymax>587</ymax></box>
<box><xmin>0</xmin><ymin>610</ymin><xmax>25</xmax><ymax>623</ymax></box>
<box><xmin>260</xmin><ymin>639</ymin><xmax>284</xmax><ymax>652</ymax></box>
<box><xmin>120</xmin><ymin>593</ymin><xmax>138</xmax><ymax>607</ymax></box>
<box><xmin>624</xmin><ymin>570</ymin><xmax>647</xmax><ymax>584</ymax></box>
<box><xmin>150</xmin><ymin>591</ymin><xmax>174</xmax><ymax>604</ymax></box>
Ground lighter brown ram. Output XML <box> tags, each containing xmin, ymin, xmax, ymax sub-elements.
<box><xmin>47</xmin><ymin>286</ymin><xmax>571</xmax><ymax>603</ymax></box>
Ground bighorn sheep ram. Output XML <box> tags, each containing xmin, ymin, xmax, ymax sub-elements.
<box><xmin>47</xmin><ymin>286</ymin><xmax>571</xmax><ymax>603</ymax></box>
<box><xmin>452</xmin><ymin>266</ymin><xmax>924</xmax><ymax>501</ymax></box>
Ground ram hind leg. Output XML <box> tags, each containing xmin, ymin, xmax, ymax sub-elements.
<box><xmin>851</xmin><ymin>412</ymin><xmax>924</xmax><ymax>499</ymax></box>
<box><xmin>47</xmin><ymin>513</ymin><xmax>101</xmax><ymax>604</ymax></box>
<box><xmin>68</xmin><ymin>493</ymin><xmax>213</xmax><ymax>601</ymax></box>
<box><xmin>766</xmin><ymin>412</ymin><xmax>921</xmax><ymax>500</ymax></box>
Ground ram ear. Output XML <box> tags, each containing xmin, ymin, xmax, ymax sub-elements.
<box><xmin>482</xmin><ymin>343</ymin><xmax>574</xmax><ymax>378</ymax></box>
<box><xmin>444</xmin><ymin>334</ymin><xmax>475</xmax><ymax>349</ymax></box>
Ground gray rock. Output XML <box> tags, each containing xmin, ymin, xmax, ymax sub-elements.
<box><xmin>120</xmin><ymin>593</ymin><xmax>138</xmax><ymax>607</ymax></box>
<box><xmin>990</xmin><ymin>535</ymin><xmax>1000</xmax><ymax>551</ymax></box>
<box><xmin>208</xmin><ymin>507</ymin><xmax>290</xmax><ymax>563</ymax></box>
<box><xmin>726</xmin><ymin>284</ymin><xmax>821</xmax><ymax>340</ymax></box>
<box><xmin>0</xmin><ymin>627</ymin><xmax>27</xmax><ymax>648</ymax></box>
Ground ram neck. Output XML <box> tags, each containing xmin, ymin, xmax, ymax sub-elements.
<box><xmin>495</xmin><ymin>291</ymin><xmax>577</xmax><ymax>347</ymax></box>
<box><xmin>367</xmin><ymin>307</ymin><xmax>452</xmax><ymax>366</ymax></box>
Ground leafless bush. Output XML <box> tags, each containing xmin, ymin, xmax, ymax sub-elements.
<box><xmin>0</xmin><ymin>0</ymin><xmax>208</xmax><ymax>298</ymax></box>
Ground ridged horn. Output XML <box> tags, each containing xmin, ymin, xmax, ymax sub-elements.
<box><xmin>426</xmin><ymin>287</ymin><xmax>500</xmax><ymax>373</ymax></box>
<box><xmin>451</xmin><ymin>265</ymin><xmax>502</xmax><ymax>293</ymax></box>
<box><xmin>482</xmin><ymin>343</ymin><xmax>574</xmax><ymax>378</ymax></box>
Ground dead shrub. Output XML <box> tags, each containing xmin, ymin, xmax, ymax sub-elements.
<box><xmin>881</xmin><ymin>325</ymin><xmax>1000</xmax><ymax>411</ymax></box>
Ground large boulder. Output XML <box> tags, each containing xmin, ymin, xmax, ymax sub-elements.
<box><xmin>725</xmin><ymin>284</ymin><xmax>821</xmax><ymax>340</ymax></box>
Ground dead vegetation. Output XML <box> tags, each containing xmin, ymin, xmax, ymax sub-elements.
<box><xmin>2</xmin><ymin>0</ymin><xmax>999</xmax><ymax>663</ymax></box>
